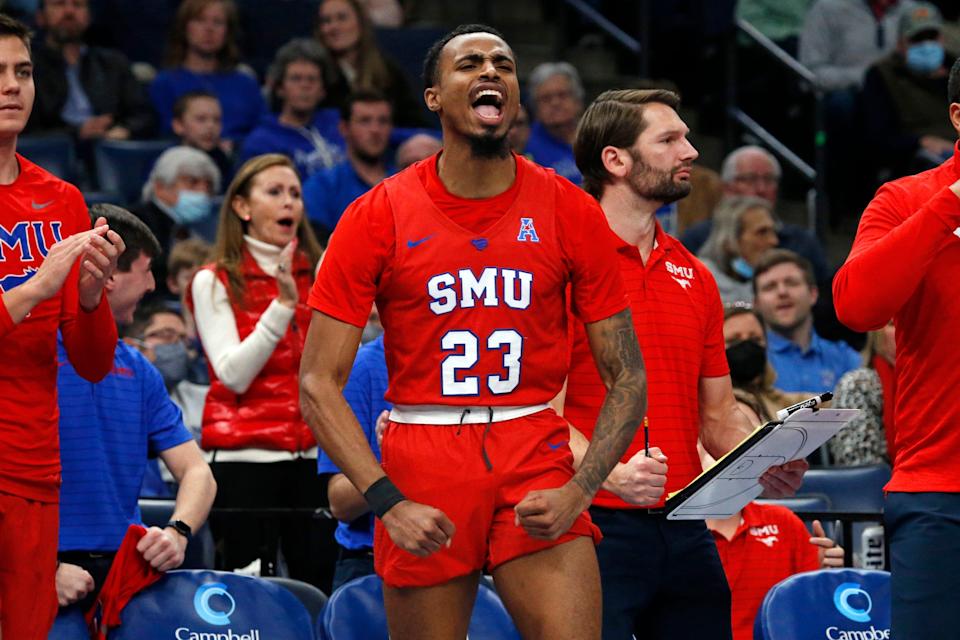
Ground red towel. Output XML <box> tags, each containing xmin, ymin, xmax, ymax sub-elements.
<box><xmin>85</xmin><ymin>524</ymin><xmax>163</xmax><ymax>639</ymax></box>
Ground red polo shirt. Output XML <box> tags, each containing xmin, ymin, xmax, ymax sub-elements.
<box><xmin>712</xmin><ymin>502</ymin><xmax>820</xmax><ymax>640</ymax></box>
<box><xmin>564</xmin><ymin>222</ymin><xmax>729</xmax><ymax>508</ymax></box>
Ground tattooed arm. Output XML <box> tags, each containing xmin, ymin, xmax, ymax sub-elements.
<box><xmin>514</xmin><ymin>308</ymin><xmax>648</xmax><ymax>539</ymax></box>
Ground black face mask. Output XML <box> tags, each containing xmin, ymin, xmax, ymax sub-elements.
<box><xmin>726</xmin><ymin>339</ymin><xmax>767</xmax><ymax>386</ymax></box>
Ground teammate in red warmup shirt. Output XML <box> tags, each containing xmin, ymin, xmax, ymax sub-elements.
<box><xmin>0</xmin><ymin>14</ymin><xmax>124</xmax><ymax>640</ymax></box>
<box><xmin>562</xmin><ymin>89</ymin><xmax>807</xmax><ymax>640</ymax></box>
<box><xmin>833</xmin><ymin>56</ymin><xmax>960</xmax><ymax>639</ymax></box>
<box><xmin>300</xmin><ymin>24</ymin><xmax>647</xmax><ymax>640</ymax></box>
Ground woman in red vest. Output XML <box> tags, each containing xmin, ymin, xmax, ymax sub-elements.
<box><xmin>189</xmin><ymin>153</ymin><xmax>328</xmax><ymax>586</ymax></box>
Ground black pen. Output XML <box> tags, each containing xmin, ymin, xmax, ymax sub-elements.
<box><xmin>644</xmin><ymin>416</ymin><xmax>649</xmax><ymax>457</ymax></box>
<box><xmin>776</xmin><ymin>392</ymin><xmax>833</xmax><ymax>421</ymax></box>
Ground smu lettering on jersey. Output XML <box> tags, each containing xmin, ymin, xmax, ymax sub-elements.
<box><xmin>380</xmin><ymin>164</ymin><xmax>566</xmax><ymax>406</ymax></box>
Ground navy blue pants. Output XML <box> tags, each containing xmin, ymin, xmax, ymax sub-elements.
<box><xmin>885</xmin><ymin>492</ymin><xmax>960</xmax><ymax>638</ymax></box>
<box><xmin>590</xmin><ymin>507</ymin><xmax>732</xmax><ymax>640</ymax></box>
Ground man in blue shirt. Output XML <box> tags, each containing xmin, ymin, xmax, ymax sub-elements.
<box><xmin>55</xmin><ymin>203</ymin><xmax>216</xmax><ymax>610</ymax></box>
<box><xmin>317</xmin><ymin>335</ymin><xmax>388</xmax><ymax>590</ymax></box>
<box><xmin>303</xmin><ymin>90</ymin><xmax>394</xmax><ymax>241</ymax></box>
<box><xmin>524</xmin><ymin>61</ymin><xmax>584</xmax><ymax>184</ymax></box>
<box><xmin>753</xmin><ymin>249</ymin><xmax>861</xmax><ymax>392</ymax></box>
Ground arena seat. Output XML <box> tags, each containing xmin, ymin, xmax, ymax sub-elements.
<box><xmin>318</xmin><ymin>574</ymin><xmax>521</xmax><ymax>640</ymax></box>
<box><xmin>754</xmin><ymin>569</ymin><xmax>890</xmax><ymax>640</ymax></box>
<box><xmin>108</xmin><ymin>570</ymin><xmax>314</xmax><ymax>640</ymax></box>
<box><xmin>262</xmin><ymin>576</ymin><xmax>328</xmax><ymax>620</ymax></box>
<box><xmin>94</xmin><ymin>139</ymin><xmax>173</xmax><ymax>205</ymax></box>
<box><xmin>138</xmin><ymin>498</ymin><xmax>215</xmax><ymax>569</ymax></box>
<box><xmin>797</xmin><ymin>465</ymin><xmax>890</xmax><ymax>513</ymax></box>
<box><xmin>756</xmin><ymin>493</ymin><xmax>832</xmax><ymax>514</ymax></box>
<box><xmin>47</xmin><ymin>606</ymin><xmax>88</xmax><ymax>640</ymax></box>
<box><xmin>18</xmin><ymin>134</ymin><xmax>75</xmax><ymax>181</ymax></box>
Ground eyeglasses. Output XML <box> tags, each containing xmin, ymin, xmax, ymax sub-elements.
<box><xmin>141</xmin><ymin>328</ymin><xmax>189</xmax><ymax>345</ymax></box>
<box><xmin>733</xmin><ymin>173</ymin><xmax>779</xmax><ymax>186</ymax></box>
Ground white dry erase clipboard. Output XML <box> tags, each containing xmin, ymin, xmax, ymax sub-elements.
<box><xmin>662</xmin><ymin>407</ymin><xmax>860</xmax><ymax>520</ymax></box>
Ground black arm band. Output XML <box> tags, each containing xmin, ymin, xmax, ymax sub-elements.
<box><xmin>364</xmin><ymin>476</ymin><xmax>406</xmax><ymax>519</ymax></box>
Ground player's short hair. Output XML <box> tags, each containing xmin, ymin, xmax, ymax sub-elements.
<box><xmin>0</xmin><ymin>14</ymin><xmax>32</xmax><ymax>55</ymax></box>
<box><xmin>172</xmin><ymin>90</ymin><xmax>219</xmax><ymax>121</ymax></box>
<box><xmin>167</xmin><ymin>237</ymin><xmax>211</xmax><ymax>280</ymax></box>
<box><xmin>340</xmin><ymin>88</ymin><xmax>391</xmax><ymax>122</ymax></box>
<box><xmin>89</xmin><ymin>203</ymin><xmax>161</xmax><ymax>272</ymax></box>
<box><xmin>422</xmin><ymin>23</ymin><xmax>506</xmax><ymax>90</ymax></box>
<box><xmin>574</xmin><ymin>89</ymin><xmax>681</xmax><ymax>200</ymax></box>
<box><xmin>752</xmin><ymin>249</ymin><xmax>816</xmax><ymax>293</ymax></box>
<box><xmin>949</xmin><ymin>56</ymin><xmax>960</xmax><ymax>106</ymax></box>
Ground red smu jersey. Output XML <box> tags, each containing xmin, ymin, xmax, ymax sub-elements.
<box><xmin>309</xmin><ymin>153</ymin><xmax>628</xmax><ymax>407</ymax></box>
<box><xmin>0</xmin><ymin>155</ymin><xmax>116</xmax><ymax>502</ymax></box>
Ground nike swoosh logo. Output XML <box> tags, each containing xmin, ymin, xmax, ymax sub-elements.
<box><xmin>407</xmin><ymin>234</ymin><xmax>434</xmax><ymax>248</ymax></box>
<box><xmin>31</xmin><ymin>200</ymin><xmax>53</xmax><ymax>210</ymax></box>
<box><xmin>546</xmin><ymin>440</ymin><xmax>569</xmax><ymax>450</ymax></box>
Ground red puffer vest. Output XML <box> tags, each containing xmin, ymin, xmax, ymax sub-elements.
<box><xmin>192</xmin><ymin>248</ymin><xmax>316</xmax><ymax>451</ymax></box>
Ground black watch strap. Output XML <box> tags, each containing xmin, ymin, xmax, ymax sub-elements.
<box><xmin>165</xmin><ymin>519</ymin><xmax>193</xmax><ymax>539</ymax></box>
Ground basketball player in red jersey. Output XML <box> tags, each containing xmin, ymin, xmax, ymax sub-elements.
<box><xmin>301</xmin><ymin>24</ymin><xmax>646</xmax><ymax>640</ymax></box>
<box><xmin>0</xmin><ymin>14</ymin><xmax>124</xmax><ymax>640</ymax></box>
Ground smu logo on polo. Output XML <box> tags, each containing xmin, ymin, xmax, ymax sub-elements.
<box><xmin>665</xmin><ymin>260</ymin><xmax>695</xmax><ymax>290</ymax></box>
<box><xmin>0</xmin><ymin>221</ymin><xmax>63</xmax><ymax>292</ymax></box>
<box><xmin>428</xmin><ymin>267</ymin><xmax>533</xmax><ymax>315</ymax></box>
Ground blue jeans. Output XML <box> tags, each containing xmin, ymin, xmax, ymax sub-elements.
<box><xmin>885</xmin><ymin>492</ymin><xmax>960</xmax><ymax>638</ymax></box>
<box><xmin>590</xmin><ymin>507</ymin><xmax>731</xmax><ymax>640</ymax></box>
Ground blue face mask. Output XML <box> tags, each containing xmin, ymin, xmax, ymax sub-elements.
<box><xmin>905</xmin><ymin>41</ymin><xmax>945</xmax><ymax>75</ymax></box>
<box><xmin>731</xmin><ymin>257</ymin><xmax>754</xmax><ymax>280</ymax></box>
<box><xmin>172</xmin><ymin>190</ymin><xmax>212</xmax><ymax>224</ymax></box>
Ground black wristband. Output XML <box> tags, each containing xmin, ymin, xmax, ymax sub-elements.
<box><xmin>364</xmin><ymin>476</ymin><xmax>406</xmax><ymax>519</ymax></box>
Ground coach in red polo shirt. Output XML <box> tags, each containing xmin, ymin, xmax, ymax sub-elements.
<box><xmin>562</xmin><ymin>89</ymin><xmax>807</xmax><ymax>640</ymax></box>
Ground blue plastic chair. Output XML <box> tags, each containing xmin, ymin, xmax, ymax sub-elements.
<box><xmin>756</xmin><ymin>494</ymin><xmax>832</xmax><ymax>514</ymax></box>
<box><xmin>94</xmin><ymin>139</ymin><xmax>172</xmax><ymax>205</ymax></box>
<box><xmin>18</xmin><ymin>135</ymin><xmax>75</xmax><ymax>181</ymax></box>
<box><xmin>754</xmin><ymin>569</ymin><xmax>890</xmax><ymax>639</ymax></box>
<box><xmin>797</xmin><ymin>465</ymin><xmax>890</xmax><ymax>513</ymax></box>
<box><xmin>47</xmin><ymin>606</ymin><xmax>88</xmax><ymax>640</ymax></box>
<box><xmin>262</xmin><ymin>576</ymin><xmax>328</xmax><ymax>620</ymax></box>
<box><xmin>108</xmin><ymin>570</ymin><xmax>314</xmax><ymax>639</ymax></box>
<box><xmin>318</xmin><ymin>574</ymin><xmax>521</xmax><ymax>640</ymax></box>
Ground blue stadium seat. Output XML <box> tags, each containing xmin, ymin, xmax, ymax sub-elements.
<box><xmin>138</xmin><ymin>498</ymin><xmax>216</xmax><ymax>569</ymax></box>
<box><xmin>797</xmin><ymin>464</ymin><xmax>890</xmax><ymax>513</ymax></box>
<box><xmin>262</xmin><ymin>576</ymin><xmax>328</xmax><ymax>620</ymax></box>
<box><xmin>47</xmin><ymin>606</ymin><xmax>88</xmax><ymax>640</ymax></box>
<box><xmin>18</xmin><ymin>135</ymin><xmax>76</xmax><ymax>181</ymax></box>
<box><xmin>108</xmin><ymin>570</ymin><xmax>314</xmax><ymax>640</ymax></box>
<box><xmin>94</xmin><ymin>139</ymin><xmax>173</xmax><ymax>205</ymax></box>
<box><xmin>754</xmin><ymin>569</ymin><xmax>890</xmax><ymax>640</ymax></box>
<box><xmin>756</xmin><ymin>494</ymin><xmax>832</xmax><ymax>514</ymax></box>
<box><xmin>318</xmin><ymin>574</ymin><xmax>521</xmax><ymax>640</ymax></box>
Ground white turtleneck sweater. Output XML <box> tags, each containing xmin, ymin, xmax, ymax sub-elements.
<box><xmin>191</xmin><ymin>235</ymin><xmax>315</xmax><ymax>461</ymax></box>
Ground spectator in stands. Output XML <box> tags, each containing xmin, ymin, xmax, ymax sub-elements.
<box><xmin>701</xmin><ymin>404</ymin><xmax>844</xmax><ymax>640</ymax></box>
<box><xmin>317</xmin><ymin>334</ymin><xmax>387</xmax><ymax>589</ymax></box>
<box><xmin>238</xmin><ymin>39</ymin><xmax>344</xmax><ymax>180</ymax></box>
<box><xmin>508</xmin><ymin>103</ymin><xmax>531</xmax><ymax>156</ymax></box>
<box><xmin>681</xmin><ymin>146</ymin><xmax>830</xmax><ymax>288</ymax></box>
<box><xmin>55</xmin><ymin>204</ymin><xmax>216</xmax><ymax>611</ymax></box>
<box><xmin>150</xmin><ymin>0</ymin><xmax>265</xmax><ymax>142</ymax></box>
<box><xmin>126</xmin><ymin>303</ymin><xmax>210</xmax><ymax>442</ymax></box>
<box><xmin>723</xmin><ymin>303</ymin><xmax>808</xmax><ymax>421</ymax></box>
<box><xmin>359</xmin><ymin>0</ymin><xmax>403</xmax><ymax>27</ymax></box>
<box><xmin>699</xmin><ymin>196</ymin><xmax>780</xmax><ymax>303</ymax></box>
<box><xmin>28</xmin><ymin>0</ymin><xmax>154</xmax><ymax>141</ymax></box>
<box><xmin>188</xmin><ymin>153</ymin><xmax>328</xmax><ymax>586</ymax></box>
<box><xmin>736</xmin><ymin>0</ymin><xmax>812</xmax><ymax>55</ymax></box>
<box><xmin>753</xmin><ymin>249</ymin><xmax>860</xmax><ymax>392</ymax></box>
<box><xmin>134</xmin><ymin>145</ymin><xmax>220</xmax><ymax>259</ymax></box>
<box><xmin>164</xmin><ymin>236</ymin><xmax>210</xmax><ymax>309</ymax></box>
<box><xmin>172</xmin><ymin>90</ymin><xmax>233</xmax><ymax>186</ymax></box>
<box><xmin>862</xmin><ymin>2</ymin><xmax>958</xmax><ymax>178</ymax></box>
<box><xmin>395</xmin><ymin>132</ymin><xmax>441</xmax><ymax>170</ymax></box>
<box><xmin>525</xmin><ymin>61</ymin><xmax>584</xmax><ymax>183</ymax></box>
<box><xmin>799</xmin><ymin>0</ymin><xmax>918</xmax><ymax>219</ymax></box>
<box><xmin>831</xmin><ymin>322</ymin><xmax>895</xmax><ymax>465</ymax></box>
<box><xmin>303</xmin><ymin>90</ymin><xmax>393</xmax><ymax>240</ymax></box>
<box><xmin>315</xmin><ymin>0</ymin><xmax>426</xmax><ymax>126</ymax></box>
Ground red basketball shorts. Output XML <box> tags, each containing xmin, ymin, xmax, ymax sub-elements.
<box><xmin>0</xmin><ymin>491</ymin><xmax>58</xmax><ymax>639</ymax></box>
<box><xmin>374</xmin><ymin>408</ymin><xmax>601</xmax><ymax>588</ymax></box>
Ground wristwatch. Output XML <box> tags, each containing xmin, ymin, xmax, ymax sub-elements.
<box><xmin>165</xmin><ymin>519</ymin><xmax>193</xmax><ymax>539</ymax></box>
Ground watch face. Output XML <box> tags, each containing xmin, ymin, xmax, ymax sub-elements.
<box><xmin>168</xmin><ymin>520</ymin><xmax>192</xmax><ymax>538</ymax></box>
